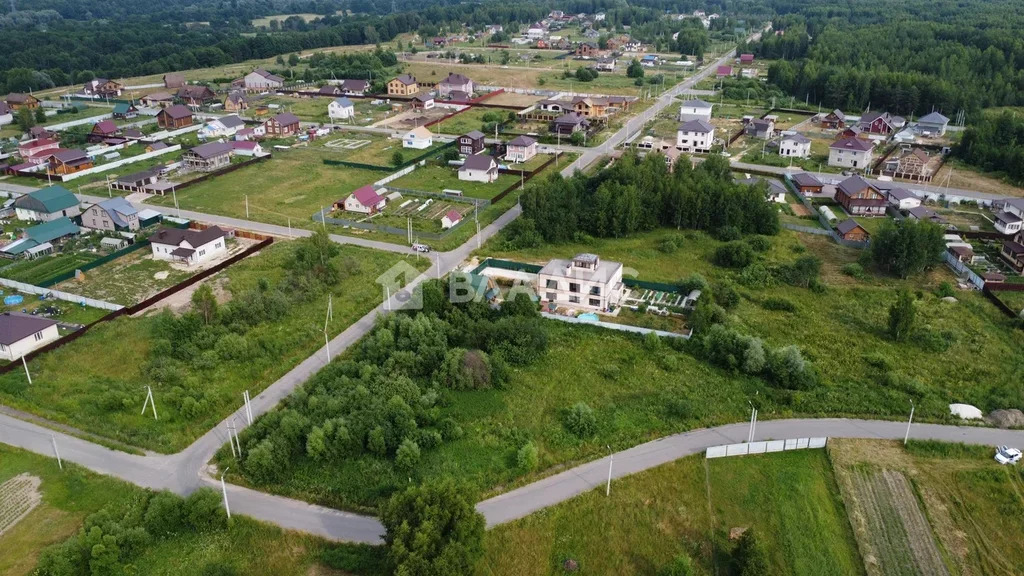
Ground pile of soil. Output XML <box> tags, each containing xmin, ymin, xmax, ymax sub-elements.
<box><xmin>987</xmin><ymin>409</ymin><xmax>1024</xmax><ymax>429</ymax></box>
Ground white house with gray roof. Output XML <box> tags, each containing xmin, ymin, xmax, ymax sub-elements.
<box><xmin>82</xmin><ymin>197</ymin><xmax>140</xmax><ymax>232</ymax></box>
<box><xmin>538</xmin><ymin>253</ymin><xmax>623</xmax><ymax>311</ymax></box>
<box><xmin>328</xmin><ymin>97</ymin><xmax>355</xmax><ymax>120</ymax></box>
<box><xmin>677</xmin><ymin>119</ymin><xmax>715</xmax><ymax>153</ymax></box>
<box><xmin>678</xmin><ymin>99</ymin><xmax>713</xmax><ymax>122</ymax></box>
<box><xmin>0</xmin><ymin>312</ymin><xmax>59</xmax><ymax>361</ymax></box>
<box><xmin>916</xmin><ymin>112</ymin><xmax>949</xmax><ymax>136</ymax></box>
<box><xmin>778</xmin><ymin>133</ymin><xmax>811</xmax><ymax>158</ymax></box>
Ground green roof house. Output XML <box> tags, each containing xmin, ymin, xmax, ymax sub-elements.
<box><xmin>112</xmin><ymin>102</ymin><xmax>139</xmax><ymax>119</ymax></box>
<box><xmin>2</xmin><ymin>217</ymin><xmax>80</xmax><ymax>257</ymax></box>
<box><xmin>13</xmin><ymin>185</ymin><xmax>82</xmax><ymax>222</ymax></box>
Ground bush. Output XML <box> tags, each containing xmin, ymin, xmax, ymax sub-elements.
<box><xmin>746</xmin><ymin>235</ymin><xmax>772</xmax><ymax>252</ymax></box>
<box><xmin>143</xmin><ymin>491</ymin><xmax>183</xmax><ymax>537</ymax></box>
<box><xmin>767</xmin><ymin>345</ymin><xmax>817</xmax><ymax>390</ymax></box>
<box><xmin>935</xmin><ymin>281</ymin><xmax>955</xmax><ymax>298</ymax></box>
<box><xmin>736</xmin><ymin>528</ymin><xmax>770</xmax><ymax>576</ymax></box>
<box><xmin>760</xmin><ymin>297</ymin><xmax>795</xmax><ymax>312</ymax></box>
<box><xmin>678</xmin><ymin>273</ymin><xmax>708</xmax><ymax>293</ymax></box>
<box><xmin>658</xmin><ymin>237</ymin><xmax>680</xmax><ymax>253</ymax></box>
<box><xmin>202</xmin><ymin>560</ymin><xmax>238</xmax><ymax>576</ymax></box>
<box><xmin>183</xmin><ymin>488</ymin><xmax>227</xmax><ymax>532</ymax></box>
<box><xmin>658</xmin><ymin>553</ymin><xmax>694</xmax><ymax>576</ymax></box>
<box><xmin>713</xmin><ymin>282</ymin><xmax>740</xmax><ymax>309</ymax></box>
<box><xmin>516</xmin><ymin>441</ymin><xmax>539</xmax><ymax>472</ymax></box>
<box><xmin>738</xmin><ymin>263</ymin><xmax>777</xmax><ymax>288</ymax></box>
<box><xmin>563</xmin><ymin>402</ymin><xmax>597</xmax><ymax>437</ymax></box>
<box><xmin>395</xmin><ymin>439</ymin><xmax>421</xmax><ymax>472</ymax></box>
<box><xmin>713</xmin><ymin>241</ymin><xmax>756</xmax><ymax>268</ymax></box>
<box><xmin>716</xmin><ymin>225</ymin><xmax>743</xmax><ymax>242</ymax></box>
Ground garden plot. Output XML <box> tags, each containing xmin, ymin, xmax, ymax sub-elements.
<box><xmin>322</xmin><ymin>137</ymin><xmax>372</xmax><ymax>150</ymax></box>
<box><xmin>0</xmin><ymin>473</ymin><xmax>42</xmax><ymax>537</ymax></box>
<box><xmin>384</xmin><ymin>196</ymin><xmax>473</xmax><ymax>224</ymax></box>
<box><xmin>621</xmin><ymin>288</ymin><xmax>687</xmax><ymax>309</ymax></box>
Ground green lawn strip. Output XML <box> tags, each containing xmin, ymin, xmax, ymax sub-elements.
<box><xmin>0</xmin><ymin>445</ymin><xmax>371</xmax><ymax>576</ymax></box>
<box><xmin>478</xmin><ymin>456</ymin><xmax>711</xmax><ymax>576</ymax></box>
<box><xmin>0</xmin><ymin>242</ymin><xmax>427</xmax><ymax>452</ymax></box>
<box><xmin>707</xmin><ymin>450</ymin><xmax>865</xmax><ymax>575</ymax></box>
<box><xmin>390</xmin><ymin>164</ymin><xmax>517</xmax><ymax>200</ymax></box>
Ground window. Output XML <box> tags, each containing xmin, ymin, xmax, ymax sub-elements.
<box><xmin>545</xmin><ymin>292</ymin><xmax>556</xmax><ymax>301</ymax></box>
<box><xmin>568</xmin><ymin>296</ymin><xmax>580</xmax><ymax>304</ymax></box>
<box><xmin>545</xmin><ymin>279</ymin><xmax>557</xmax><ymax>289</ymax></box>
<box><xmin>569</xmin><ymin>283</ymin><xmax>580</xmax><ymax>293</ymax></box>
<box><xmin>589</xmin><ymin>286</ymin><xmax>601</xmax><ymax>296</ymax></box>
<box><xmin>589</xmin><ymin>298</ymin><xmax>601</xmax><ymax>307</ymax></box>
<box><xmin>33</xmin><ymin>331</ymin><xmax>43</xmax><ymax>341</ymax></box>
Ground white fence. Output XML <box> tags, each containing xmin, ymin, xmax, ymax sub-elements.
<box><xmin>705</xmin><ymin>437</ymin><xmax>827</xmax><ymax>459</ymax></box>
<box><xmin>0</xmin><ymin>278</ymin><xmax>123</xmax><ymax>311</ymax></box>
<box><xmin>146</xmin><ymin>124</ymin><xmax>202</xmax><ymax>141</ymax></box>
<box><xmin>46</xmin><ymin>113</ymin><xmax>113</xmax><ymax>132</ymax></box>
<box><xmin>60</xmin><ymin>145</ymin><xmax>182</xmax><ymax>182</ymax></box>
<box><xmin>541</xmin><ymin>311</ymin><xmax>690</xmax><ymax>339</ymax></box>
<box><xmin>374</xmin><ymin>164</ymin><xmax>416</xmax><ymax>187</ymax></box>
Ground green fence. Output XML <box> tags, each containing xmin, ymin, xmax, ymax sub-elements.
<box><xmin>322</xmin><ymin>140</ymin><xmax>456</xmax><ymax>172</ymax></box>
<box><xmin>37</xmin><ymin>241</ymin><xmax>149</xmax><ymax>287</ymax></box>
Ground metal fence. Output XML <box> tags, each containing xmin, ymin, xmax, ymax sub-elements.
<box><xmin>0</xmin><ymin>278</ymin><xmax>123</xmax><ymax>310</ymax></box>
<box><xmin>782</xmin><ymin>174</ymin><xmax>870</xmax><ymax>249</ymax></box>
<box><xmin>706</xmin><ymin>437</ymin><xmax>828</xmax><ymax>459</ymax></box>
<box><xmin>943</xmin><ymin>251</ymin><xmax>986</xmax><ymax>290</ymax></box>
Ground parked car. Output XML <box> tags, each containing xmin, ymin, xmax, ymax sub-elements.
<box><xmin>412</xmin><ymin>243</ymin><xmax>431</xmax><ymax>253</ymax></box>
<box><xmin>995</xmin><ymin>445</ymin><xmax>1022</xmax><ymax>465</ymax></box>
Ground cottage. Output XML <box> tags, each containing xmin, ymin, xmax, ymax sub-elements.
<box><xmin>89</xmin><ymin>120</ymin><xmax>119</xmax><ymax>142</ymax></box>
<box><xmin>459</xmin><ymin>153</ymin><xmax>498</xmax><ymax>183</ymax></box>
<box><xmin>82</xmin><ymin>197</ymin><xmax>140</xmax><ymax>232</ymax></box>
<box><xmin>595</xmin><ymin>58</ymin><xmax>616</xmax><ymax>71</ymax></box>
<box><xmin>716</xmin><ymin>65</ymin><xmax>733</xmax><ymax>77</ymax></box>
<box><xmin>821</xmin><ymin>109</ymin><xmax>846</xmax><ymax>129</ymax></box>
<box><xmin>790</xmin><ymin>172</ymin><xmax>824</xmax><ymax>195</ymax></box>
<box><xmin>403</xmin><ymin>126</ymin><xmax>433</xmax><ymax>149</ymax></box>
<box><xmin>839</xmin><ymin>125</ymin><xmax>864</xmax><ymax>140</ymax></box>
<box><xmin>343</xmin><ymin>185</ymin><xmax>386</xmax><ymax>214</ymax></box>
<box><xmin>885</xmin><ymin>187</ymin><xmax>921</xmax><ymax>210</ymax></box>
<box><xmin>388</xmin><ymin>74</ymin><xmax>419</xmax><ymax>96</ymax></box>
<box><xmin>438</xmin><ymin>73</ymin><xmax>473</xmax><ymax>98</ymax></box>
<box><xmin>999</xmin><ymin>237</ymin><xmax>1024</xmax><ymax>274</ymax></box>
<box><xmin>995</xmin><ymin>201</ymin><xmax>1024</xmax><ymax>235</ymax></box>
<box><xmin>328</xmin><ymin>97</ymin><xmax>355</xmax><ymax>120</ymax></box>
<box><xmin>678</xmin><ymin>99</ymin><xmax>713</xmax><ymax>122</ymax></box>
<box><xmin>14</xmin><ymin>185</ymin><xmax>80</xmax><ymax>221</ymax></box>
<box><xmin>740</xmin><ymin>53</ymin><xmax>754</xmax><ymax>64</ymax></box>
<box><xmin>318</xmin><ymin>85</ymin><xmax>343</xmax><ymax>96</ymax></box>
<box><xmin>224</xmin><ymin>91</ymin><xmax>249</xmax><ymax>112</ymax></box>
<box><xmin>441</xmin><ymin>209</ymin><xmax>463</xmax><ymax>230</ymax></box>
<box><xmin>163</xmin><ymin>73</ymin><xmax>186</xmax><ymax>89</ymax></box>
<box><xmin>183</xmin><ymin>141</ymin><xmax>233</xmax><ymax>172</ymax></box>
<box><xmin>458</xmin><ymin>131</ymin><xmax>486</xmax><ymax>155</ymax></box>
<box><xmin>836</xmin><ymin>219</ymin><xmax>870</xmax><ymax>242</ymax></box>
<box><xmin>2</xmin><ymin>217</ymin><xmax>81</xmax><ymax>257</ymax></box>
<box><xmin>917</xmin><ymin>112</ymin><xmax>949</xmax><ymax>136</ymax></box>
<box><xmin>145</xmin><ymin>141</ymin><xmax>170</xmax><ymax>153</ymax></box>
<box><xmin>947</xmin><ymin>244</ymin><xmax>975</xmax><ymax>265</ymax></box>
<box><xmin>82</xmin><ymin>78</ymin><xmax>123</xmax><ymax>98</ymax></box>
<box><xmin>231</xmin><ymin>141</ymin><xmax>264</xmax><ymax>157</ymax></box>
<box><xmin>410</xmin><ymin>93</ymin><xmax>435</xmax><ymax>110</ymax></box>
<box><xmin>538</xmin><ymin>253</ymin><xmax>623</xmax><ymax>311</ymax></box>
<box><xmin>198</xmin><ymin>115</ymin><xmax>245</xmax><ymax>140</ymax></box>
<box><xmin>339</xmin><ymin>79</ymin><xmax>370</xmax><ymax>95</ymax></box>
<box><xmin>835</xmin><ymin>175</ymin><xmax>887</xmax><ymax>216</ymax></box>
<box><xmin>778</xmin><ymin>133</ymin><xmax>811</xmax><ymax>158</ymax></box>
<box><xmin>177</xmin><ymin>85</ymin><xmax>217</xmax><ymax>107</ymax></box>
<box><xmin>156</xmin><ymin>105</ymin><xmax>194</xmax><ymax>129</ymax></box>
<box><xmin>6</xmin><ymin>93</ymin><xmax>40</xmax><ymax>110</ymax></box>
<box><xmin>0</xmin><ymin>102</ymin><xmax>11</xmax><ymax>126</ymax></box>
<box><xmin>141</xmin><ymin>92</ymin><xmax>175</xmax><ymax>108</ymax></box>
<box><xmin>18</xmin><ymin>138</ymin><xmax>60</xmax><ymax>163</ymax></box>
<box><xmin>552</xmin><ymin>112</ymin><xmax>589</xmax><ymax>136</ymax></box>
<box><xmin>884</xmin><ymin>148</ymin><xmax>934</xmax><ymax>181</ymax></box>
<box><xmin>48</xmin><ymin>149</ymin><xmax>94</xmax><ymax>175</ymax></box>
<box><xmin>907</xmin><ymin>206</ymin><xmax>946</xmax><ymax>224</ymax></box>
<box><xmin>828</xmin><ymin>137</ymin><xmax>874</xmax><ymax>169</ymax></box>
<box><xmin>243</xmin><ymin>69</ymin><xmax>284</xmax><ymax>91</ymax></box>
<box><xmin>505</xmin><ymin>135</ymin><xmax>538</xmax><ymax>163</ymax></box>
<box><xmin>744</xmin><ymin>118</ymin><xmax>775</xmax><ymax>139</ymax></box>
<box><xmin>575</xmin><ymin>42</ymin><xmax>598</xmax><ymax>57</ymax></box>
<box><xmin>112</xmin><ymin>103</ymin><xmax>139</xmax><ymax>120</ymax></box>
<box><xmin>536</xmin><ymin>99</ymin><xmax>570</xmax><ymax>114</ymax></box>
<box><xmin>859</xmin><ymin>111</ymin><xmax>902</xmax><ymax>135</ymax></box>
<box><xmin>676</xmin><ymin>119</ymin><xmax>715</xmax><ymax>153</ymax></box>
<box><xmin>112</xmin><ymin>167</ymin><xmax>163</xmax><ymax>193</ymax></box>
<box><xmin>264</xmin><ymin>112</ymin><xmax>300</xmax><ymax>137</ymax></box>
<box><xmin>148</xmin><ymin>226</ymin><xmax>228</xmax><ymax>266</ymax></box>
<box><xmin>0</xmin><ymin>313</ymin><xmax>60</xmax><ymax>361</ymax></box>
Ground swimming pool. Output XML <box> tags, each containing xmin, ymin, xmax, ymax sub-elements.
<box><xmin>577</xmin><ymin>312</ymin><xmax>599</xmax><ymax>322</ymax></box>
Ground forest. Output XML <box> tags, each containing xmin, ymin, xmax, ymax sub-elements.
<box><xmin>507</xmin><ymin>153</ymin><xmax>780</xmax><ymax>247</ymax></box>
<box><xmin>955</xmin><ymin>111</ymin><xmax>1024</xmax><ymax>185</ymax></box>
<box><xmin>742</xmin><ymin>0</ymin><xmax>1024</xmax><ymax>118</ymax></box>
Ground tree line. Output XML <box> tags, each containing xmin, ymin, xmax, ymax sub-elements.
<box><xmin>506</xmin><ymin>153</ymin><xmax>779</xmax><ymax>248</ymax></box>
<box><xmin>955</xmin><ymin>111</ymin><xmax>1024</xmax><ymax>185</ymax></box>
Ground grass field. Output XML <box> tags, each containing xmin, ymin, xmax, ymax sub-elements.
<box><xmin>42</xmin><ymin>105</ymin><xmax>111</xmax><ymax>126</ymax></box>
<box><xmin>312</xmin><ymin>133</ymin><xmax>446</xmax><ymax>167</ymax></box>
<box><xmin>389</xmin><ymin>164</ymin><xmax>517</xmax><ymax>199</ymax></box>
<box><xmin>0</xmin><ymin>445</ymin><xmax>358</xmax><ymax>576</ymax></box>
<box><xmin>146</xmin><ymin>147</ymin><xmax>384</xmax><ymax>229</ymax></box>
<box><xmin>481</xmin><ymin>448</ymin><xmax>863</xmax><ymax>575</ymax></box>
<box><xmin>0</xmin><ymin>242</ymin><xmax>427</xmax><ymax>452</ymax></box>
<box><xmin>0</xmin><ymin>251</ymin><xmax>100</xmax><ymax>285</ymax></box>
<box><xmin>436</xmin><ymin>108</ymin><xmax>508</xmax><ymax>135</ymax></box>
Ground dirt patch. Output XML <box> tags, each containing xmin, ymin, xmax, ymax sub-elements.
<box><xmin>790</xmin><ymin>203</ymin><xmax>812</xmax><ymax>216</ymax></box>
<box><xmin>138</xmin><ymin>274</ymin><xmax>232</xmax><ymax>316</ymax></box>
<box><xmin>0</xmin><ymin>474</ymin><xmax>42</xmax><ymax>537</ymax></box>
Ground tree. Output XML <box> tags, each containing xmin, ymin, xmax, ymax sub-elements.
<box><xmin>288</xmin><ymin>53</ymin><xmax>300</xmax><ymax>66</ymax></box>
<box><xmin>736</xmin><ymin>528</ymin><xmax>770</xmax><ymax>576</ymax></box>
<box><xmin>381</xmin><ymin>479</ymin><xmax>485</xmax><ymax>576</ymax></box>
<box><xmin>627</xmin><ymin>59</ymin><xmax>645</xmax><ymax>79</ymax></box>
<box><xmin>887</xmin><ymin>289</ymin><xmax>916</xmax><ymax>342</ymax></box>
<box><xmin>658</xmin><ymin>553</ymin><xmax>694</xmax><ymax>576</ymax></box>
<box><xmin>191</xmin><ymin>284</ymin><xmax>218</xmax><ymax>324</ymax></box>
<box><xmin>869</xmin><ymin>218</ymin><xmax>945</xmax><ymax>278</ymax></box>
<box><xmin>391</xmin><ymin>150</ymin><xmax>405</xmax><ymax>166</ymax></box>
<box><xmin>16</xmin><ymin>107</ymin><xmax>35</xmax><ymax>132</ymax></box>
<box><xmin>34</xmin><ymin>107</ymin><xmax>46</xmax><ymax>123</ymax></box>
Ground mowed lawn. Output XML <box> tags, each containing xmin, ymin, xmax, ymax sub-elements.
<box><xmin>390</xmin><ymin>164</ymin><xmax>517</xmax><ymax>199</ymax></box>
<box><xmin>0</xmin><ymin>242</ymin><xmax>428</xmax><ymax>452</ymax></box>
<box><xmin>436</xmin><ymin>108</ymin><xmax>506</xmax><ymax>135</ymax></box>
<box><xmin>481</xmin><ymin>449</ymin><xmax>863</xmax><ymax>576</ymax></box>
<box><xmin>484</xmin><ymin>228</ymin><xmax>1024</xmax><ymax>421</ymax></box>
<box><xmin>0</xmin><ymin>446</ymin><xmax>357</xmax><ymax>576</ymax></box>
<box><xmin>146</xmin><ymin>148</ymin><xmax>383</xmax><ymax>228</ymax></box>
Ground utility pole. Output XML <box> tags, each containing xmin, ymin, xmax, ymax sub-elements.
<box><xmin>220</xmin><ymin>468</ymin><xmax>231</xmax><ymax>519</ymax></box>
<box><xmin>904</xmin><ymin>400</ymin><xmax>915</xmax><ymax>445</ymax></box>
<box><xmin>21</xmin><ymin>356</ymin><xmax>31</xmax><ymax>385</ymax></box>
<box><xmin>605</xmin><ymin>445</ymin><xmax>613</xmax><ymax>496</ymax></box>
<box><xmin>141</xmin><ymin>385</ymin><xmax>158</xmax><ymax>420</ymax></box>
<box><xmin>51</xmin><ymin>435</ymin><xmax>62</xmax><ymax>470</ymax></box>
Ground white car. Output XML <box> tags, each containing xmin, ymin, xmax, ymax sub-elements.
<box><xmin>995</xmin><ymin>445</ymin><xmax>1022</xmax><ymax>465</ymax></box>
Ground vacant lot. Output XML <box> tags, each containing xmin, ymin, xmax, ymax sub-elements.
<box><xmin>0</xmin><ymin>242</ymin><xmax>427</xmax><ymax>452</ymax></box>
<box><xmin>146</xmin><ymin>148</ymin><xmax>383</xmax><ymax>229</ymax></box>
<box><xmin>436</xmin><ymin>108</ymin><xmax>507</xmax><ymax>135</ymax></box>
<box><xmin>54</xmin><ymin>247</ymin><xmax>194</xmax><ymax>306</ymax></box>
<box><xmin>933</xmin><ymin>158</ymin><xmax>1024</xmax><ymax>198</ymax></box>
<box><xmin>482</xmin><ymin>448</ymin><xmax>863</xmax><ymax>576</ymax></box>
<box><xmin>0</xmin><ymin>445</ymin><xmax>358</xmax><ymax>576</ymax></box>
<box><xmin>390</xmin><ymin>164</ymin><xmax>516</xmax><ymax>199</ymax></box>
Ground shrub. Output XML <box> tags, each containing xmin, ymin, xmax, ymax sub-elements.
<box><xmin>738</xmin><ymin>263</ymin><xmax>776</xmax><ymax>288</ymax></box>
<box><xmin>395</xmin><ymin>439</ymin><xmax>421</xmax><ymax>472</ymax></box>
<box><xmin>202</xmin><ymin>560</ymin><xmax>238</xmax><ymax>576</ymax></box>
<box><xmin>678</xmin><ymin>273</ymin><xmax>708</xmax><ymax>293</ymax></box>
<box><xmin>760</xmin><ymin>297</ymin><xmax>795</xmax><ymax>312</ymax></box>
<box><xmin>563</xmin><ymin>402</ymin><xmax>597</xmax><ymax>437</ymax></box>
<box><xmin>390</xmin><ymin>150</ymin><xmax>405</xmax><ymax>166</ymax></box>
<box><xmin>767</xmin><ymin>345</ymin><xmax>817</xmax><ymax>390</ymax></box>
<box><xmin>516</xmin><ymin>441</ymin><xmax>539</xmax><ymax>472</ymax></box>
<box><xmin>935</xmin><ymin>281</ymin><xmax>955</xmax><ymax>298</ymax></box>
<box><xmin>658</xmin><ymin>237</ymin><xmax>680</xmax><ymax>253</ymax></box>
<box><xmin>183</xmin><ymin>488</ymin><xmax>227</xmax><ymax>532</ymax></box>
<box><xmin>713</xmin><ymin>241</ymin><xmax>755</xmax><ymax>268</ymax></box>
<box><xmin>888</xmin><ymin>290</ymin><xmax>916</xmax><ymax>342</ymax></box>
<box><xmin>736</xmin><ymin>528</ymin><xmax>770</xmax><ymax>576</ymax></box>
<box><xmin>716</xmin><ymin>225</ymin><xmax>743</xmax><ymax>241</ymax></box>
<box><xmin>644</xmin><ymin>331</ymin><xmax>661</xmax><ymax>350</ymax></box>
<box><xmin>842</xmin><ymin>262</ymin><xmax>865</xmax><ymax>279</ymax></box>
<box><xmin>746</xmin><ymin>235</ymin><xmax>772</xmax><ymax>252</ymax></box>
<box><xmin>713</xmin><ymin>282</ymin><xmax>740</xmax><ymax>309</ymax></box>
<box><xmin>658</xmin><ymin>553</ymin><xmax>694</xmax><ymax>576</ymax></box>
<box><xmin>143</xmin><ymin>491</ymin><xmax>183</xmax><ymax>537</ymax></box>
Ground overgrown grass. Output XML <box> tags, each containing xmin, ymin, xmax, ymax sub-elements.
<box><xmin>0</xmin><ymin>445</ymin><xmax>367</xmax><ymax>576</ymax></box>
<box><xmin>0</xmin><ymin>243</ymin><xmax>427</xmax><ymax>452</ymax></box>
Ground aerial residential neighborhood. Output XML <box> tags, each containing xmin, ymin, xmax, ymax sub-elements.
<box><xmin>0</xmin><ymin>1</ymin><xmax>1023</xmax><ymax>575</ymax></box>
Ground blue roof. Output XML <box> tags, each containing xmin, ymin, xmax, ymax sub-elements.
<box><xmin>333</xmin><ymin>97</ymin><xmax>353</xmax><ymax>108</ymax></box>
<box><xmin>97</xmin><ymin>197</ymin><xmax>139</xmax><ymax>228</ymax></box>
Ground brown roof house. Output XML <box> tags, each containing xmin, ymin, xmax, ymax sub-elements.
<box><xmin>89</xmin><ymin>120</ymin><xmax>119</xmax><ymax>143</ymax></box>
<box><xmin>148</xmin><ymin>226</ymin><xmax>228</xmax><ymax>266</ymax></box>
<box><xmin>224</xmin><ymin>90</ymin><xmax>249</xmax><ymax>112</ymax></box>
<box><xmin>458</xmin><ymin>130</ymin><xmax>486</xmax><ymax>155</ymax></box>
<box><xmin>836</xmin><ymin>219</ymin><xmax>870</xmax><ymax>242</ymax></box>
<box><xmin>163</xmin><ymin>73</ymin><xmax>186</xmax><ymax>89</ymax></box>
<box><xmin>387</xmin><ymin>74</ymin><xmax>418</xmax><ymax>96</ymax></box>
<box><xmin>0</xmin><ymin>312</ymin><xmax>60</xmax><ymax>361</ymax></box>
<box><xmin>157</xmin><ymin>104</ymin><xmax>194</xmax><ymax>129</ymax></box>
<box><xmin>183</xmin><ymin>141</ymin><xmax>233</xmax><ymax>172</ymax></box>
<box><xmin>6</xmin><ymin>93</ymin><xmax>41</xmax><ymax>110</ymax></box>
<box><xmin>790</xmin><ymin>172</ymin><xmax>824</xmax><ymax>195</ymax></box>
<box><xmin>264</xmin><ymin>112</ymin><xmax>300</xmax><ymax>137</ymax></box>
<box><xmin>48</xmin><ymin>149</ymin><xmax>94</xmax><ymax>175</ymax></box>
<box><xmin>177</xmin><ymin>85</ymin><xmax>217</xmax><ymax>107</ymax></box>
<box><xmin>835</xmin><ymin>175</ymin><xmax>887</xmax><ymax>216</ymax></box>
